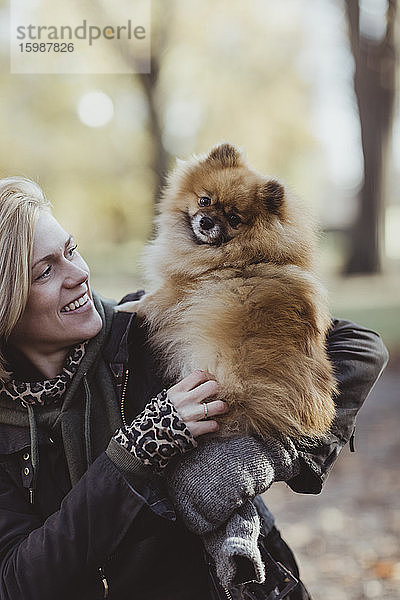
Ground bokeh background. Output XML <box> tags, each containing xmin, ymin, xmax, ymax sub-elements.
<box><xmin>1</xmin><ymin>1</ymin><xmax>399</xmax><ymax>598</ymax></box>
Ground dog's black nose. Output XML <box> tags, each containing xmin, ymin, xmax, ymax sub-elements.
<box><xmin>200</xmin><ymin>216</ymin><xmax>215</xmax><ymax>231</ymax></box>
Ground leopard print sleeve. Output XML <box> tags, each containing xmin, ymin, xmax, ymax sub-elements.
<box><xmin>112</xmin><ymin>389</ymin><xmax>198</xmax><ymax>472</ymax></box>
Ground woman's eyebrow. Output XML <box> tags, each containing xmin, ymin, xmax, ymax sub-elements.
<box><xmin>32</xmin><ymin>235</ymin><xmax>74</xmax><ymax>269</ymax></box>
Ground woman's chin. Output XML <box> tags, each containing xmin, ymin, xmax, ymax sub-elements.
<box><xmin>61</xmin><ymin>305</ymin><xmax>103</xmax><ymax>343</ymax></box>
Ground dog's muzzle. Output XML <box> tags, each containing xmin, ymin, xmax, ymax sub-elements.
<box><xmin>199</xmin><ymin>215</ymin><xmax>215</xmax><ymax>231</ymax></box>
<box><xmin>191</xmin><ymin>213</ymin><xmax>224</xmax><ymax>245</ymax></box>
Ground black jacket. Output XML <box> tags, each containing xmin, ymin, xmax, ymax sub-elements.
<box><xmin>0</xmin><ymin>293</ymin><xmax>389</xmax><ymax>599</ymax></box>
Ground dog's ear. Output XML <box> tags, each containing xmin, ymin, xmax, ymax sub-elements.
<box><xmin>205</xmin><ymin>143</ymin><xmax>242</xmax><ymax>168</ymax></box>
<box><xmin>258</xmin><ymin>180</ymin><xmax>285</xmax><ymax>214</ymax></box>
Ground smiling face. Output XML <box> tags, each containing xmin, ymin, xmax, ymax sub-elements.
<box><xmin>9</xmin><ymin>210</ymin><xmax>102</xmax><ymax>364</ymax></box>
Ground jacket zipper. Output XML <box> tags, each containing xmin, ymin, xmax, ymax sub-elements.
<box><xmin>98</xmin><ymin>567</ymin><xmax>109</xmax><ymax>599</ymax></box>
<box><xmin>222</xmin><ymin>586</ymin><xmax>233</xmax><ymax>600</ymax></box>
<box><xmin>120</xmin><ymin>368</ymin><xmax>129</xmax><ymax>427</ymax></box>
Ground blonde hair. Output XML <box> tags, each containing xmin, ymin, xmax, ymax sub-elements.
<box><xmin>0</xmin><ymin>177</ymin><xmax>51</xmax><ymax>382</ymax></box>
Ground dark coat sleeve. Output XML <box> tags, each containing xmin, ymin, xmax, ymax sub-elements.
<box><xmin>0</xmin><ymin>453</ymin><xmax>146</xmax><ymax>600</ymax></box>
<box><xmin>287</xmin><ymin>319</ymin><xmax>389</xmax><ymax>494</ymax></box>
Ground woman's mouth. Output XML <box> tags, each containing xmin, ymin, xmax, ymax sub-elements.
<box><xmin>60</xmin><ymin>292</ymin><xmax>89</xmax><ymax>313</ymax></box>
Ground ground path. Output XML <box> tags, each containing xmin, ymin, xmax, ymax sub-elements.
<box><xmin>264</xmin><ymin>361</ymin><xmax>400</xmax><ymax>600</ymax></box>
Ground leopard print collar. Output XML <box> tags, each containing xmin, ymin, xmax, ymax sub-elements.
<box><xmin>0</xmin><ymin>342</ymin><xmax>88</xmax><ymax>406</ymax></box>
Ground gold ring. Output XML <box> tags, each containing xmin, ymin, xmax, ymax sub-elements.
<box><xmin>203</xmin><ymin>403</ymin><xmax>208</xmax><ymax>419</ymax></box>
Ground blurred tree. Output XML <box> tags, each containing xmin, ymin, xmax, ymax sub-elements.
<box><xmin>136</xmin><ymin>1</ymin><xmax>175</xmax><ymax>204</ymax></box>
<box><xmin>0</xmin><ymin>0</ymin><xmax>318</xmax><ymax>291</ymax></box>
<box><xmin>344</xmin><ymin>0</ymin><xmax>397</xmax><ymax>274</ymax></box>
<box><xmin>74</xmin><ymin>0</ymin><xmax>175</xmax><ymax>206</ymax></box>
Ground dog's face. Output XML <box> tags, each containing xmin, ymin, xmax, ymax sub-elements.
<box><xmin>157</xmin><ymin>143</ymin><xmax>314</xmax><ymax>271</ymax></box>
<box><xmin>190</xmin><ymin>194</ymin><xmax>243</xmax><ymax>247</ymax></box>
<box><xmin>188</xmin><ymin>175</ymin><xmax>284</xmax><ymax>248</ymax></box>
<box><xmin>166</xmin><ymin>144</ymin><xmax>286</xmax><ymax>249</ymax></box>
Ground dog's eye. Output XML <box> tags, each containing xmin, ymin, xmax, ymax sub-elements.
<box><xmin>198</xmin><ymin>196</ymin><xmax>211</xmax><ymax>207</ymax></box>
<box><xmin>228</xmin><ymin>214</ymin><xmax>242</xmax><ymax>228</ymax></box>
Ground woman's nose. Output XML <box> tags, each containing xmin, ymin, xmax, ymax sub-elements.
<box><xmin>63</xmin><ymin>261</ymin><xmax>89</xmax><ymax>288</ymax></box>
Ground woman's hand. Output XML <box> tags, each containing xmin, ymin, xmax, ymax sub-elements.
<box><xmin>167</xmin><ymin>370</ymin><xmax>228</xmax><ymax>438</ymax></box>
<box><xmin>110</xmin><ymin>370</ymin><xmax>227</xmax><ymax>473</ymax></box>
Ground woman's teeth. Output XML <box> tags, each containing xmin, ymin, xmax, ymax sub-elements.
<box><xmin>61</xmin><ymin>293</ymin><xmax>89</xmax><ymax>313</ymax></box>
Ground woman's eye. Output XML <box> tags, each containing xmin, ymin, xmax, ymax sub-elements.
<box><xmin>198</xmin><ymin>196</ymin><xmax>211</xmax><ymax>207</ymax></box>
<box><xmin>36</xmin><ymin>265</ymin><xmax>52</xmax><ymax>281</ymax></box>
<box><xmin>228</xmin><ymin>214</ymin><xmax>241</xmax><ymax>228</ymax></box>
<box><xmin>67</xmin><ymin>244</ymin><xmax>78</xmax><ymax>258</ymax></box>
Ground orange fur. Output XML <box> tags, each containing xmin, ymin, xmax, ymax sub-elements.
<box><xmin>132</xmin><ymin>143</ymin><xmax>336</xmax><ymax>439</ymax></box>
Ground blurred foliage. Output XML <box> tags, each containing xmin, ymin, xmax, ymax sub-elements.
<box><xmin>0</xmin><ymin>0</ymin><xmax>319</xmax><ymax>252</ymax></box>
<box><xmin>0</xmin><ymin>0</ymin><xmax>399</xmax><ymax>347</ymax></box>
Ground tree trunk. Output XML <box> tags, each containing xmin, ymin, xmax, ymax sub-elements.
<box><xmin>344</xmin><ymin>0</ymin><xmax>397</xmax><ymax>274</ymax></box>
<box><xmin>80</xmin><ymin>0</ymin><xmax>173</xmax><ymax>208</ymax></box>
<box><xmin>138</xmin><ymin>60</ymin><xmax>171</xmax><ymax>206</ymax></box>
<box><xmin>136</xmin><ymin>1</ymin><xmax>176</xmax><ymax>207</ymax></box>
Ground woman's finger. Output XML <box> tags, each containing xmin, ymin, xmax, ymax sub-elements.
<box><xmin>188</xmin><ymin>419</ymin><xmax>220</xmax><ymax>438</ymax></box>
<box><xmin>178</xmin><ymin>399</ymin><xmax>228</xmax><ymax>422</ymax></box>
<box><xmin>183</xmin><ymin>379</ymin><xmax>219</xmax><ymax>405</ymax></box>
<box><xmin>169</xmin><ymin>370</ymin><xmax>214</xmax><ymax>394</ymax></box>
<box><xmin>168</xmin><ymin>378</ymin><xmax>219</xmax><ymax>410</ymax></box>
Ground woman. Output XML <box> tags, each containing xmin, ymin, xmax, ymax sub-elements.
<box><xmin>0</xmin><ymin>177</ymin><xmax>388</xmax><ymax>600</ymax></box>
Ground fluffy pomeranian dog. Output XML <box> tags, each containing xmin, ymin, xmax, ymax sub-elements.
<box><xmin>124</xmin><ymin>143</ymin><xmax>336</xmax><ymax>439</ymax></box>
